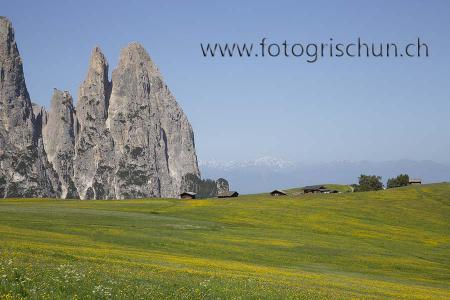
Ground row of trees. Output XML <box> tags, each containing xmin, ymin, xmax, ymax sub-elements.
<box><xmin>353</xmin><ymin>174</ymin><xmax>410</xmax><ymax>192</ymax></box>
<box><xmin>386</xmin><ymin>174</ymin><xmax>410</xmax><ymax>189</ymax></box>
<box><xmin>182</xmin><ymin>173</ymin><xmax>229</xmax><ymax>198</ymax></box>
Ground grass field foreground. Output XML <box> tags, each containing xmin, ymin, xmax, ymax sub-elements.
<box><xmin>0</xmin><ymin>184</ymin><xmax>449</xmax><ymax>299</ymax></box>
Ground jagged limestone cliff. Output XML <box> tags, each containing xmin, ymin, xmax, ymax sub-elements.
<box><xmin>0</xmin><ymin>17</ymin><xmax>200</xmax><ymax>199</ymax></box>
<box><xmin>107</xmin><ymin>43</ymin><xmax>199</xmax><ymax>199</ymax></box>
<box><xmin>0</xmin><ymin>17</ymin><xmax>60</xmax><ymax>197</ymax></box>
<box><xmin>73</xmin><ymin>47</ymin><xmax>115</xmax><ymax>199</ymax></box>
<box><xmin>42</xmin><ymin>89</ymin><xmax>79</xmax><ymax>199</ymax></box>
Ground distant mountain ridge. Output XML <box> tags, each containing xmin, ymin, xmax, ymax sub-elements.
<box><xmin>200</xmin><ymin>156</ymin><xmax>295</xmax><ymax>170</ymax></box>
<box><xmin>200</xmin><ymin>157</ymin><xmax>450</xmax><ymax>194</ymax></box>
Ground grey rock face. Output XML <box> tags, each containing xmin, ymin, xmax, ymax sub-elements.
<box><xmin>0</xmin><ymin>17</ymin><xmax>60</xmax><ymax>198</ymax></box>
<box><xmin>42</xmin><ymin>89</ymin><xmax>78</xmax><ymax>198</ymax></box>
<box><xmin>0</xmin><ymin>17</ymin><xmax>33</xmax><ymax>148</ymax></box>
<box><xmin>107</xmin><ymin>44</ymin><xmax>171</xmax><ymax>198</ymax></box>
<box><xmin>106</xmin><ymin>43</ymin><xmax>199</xmax><ymax>199</ymax></box>
<box><xmin>72</xmin><ymin>44</ymin><xmax>200</xmax><ymax>199</ymax></box>
<box><xmin>216</xmin><ymin>178</ymin><xmax>229</xmax><ymax>194</ymax></box>
<box><xmin>73</xmin><ymin>47</ymin><xmax>115</xmax><ymax>199</ymax></box>
<box><xmin>1</xmin><ymin>17</ymin><xmax>201</xmax><ymax>199</ymax></box>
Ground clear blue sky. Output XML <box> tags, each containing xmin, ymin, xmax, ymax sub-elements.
<box><xmin>3</xmin><ymin>0</ymin><xmax>450</xmax><ymax>163</ymax></box>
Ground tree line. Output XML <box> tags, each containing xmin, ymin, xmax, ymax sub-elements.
<box><xmin>352</xmin><ymin>174</ymin><xmax>411</xmax><ymax>192</ymax></box>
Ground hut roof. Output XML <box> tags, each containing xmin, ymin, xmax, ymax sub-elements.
<box><xmin>270</xmin><ymin>189</ymin><xmax>287</xmax><ymax>195</ymax></box>
<box><xmin>409</xmin><ymin>178</ymin><xmax>422</xmax><ymax>183</ymax></box>
<box><xmin>179</xmin><ymin>192</ymin><xmax>197</xmax><ymax>196</ymax></box>
<box><xmin>218</xmin><ymin>191</ymin><xmax>239</xmax><ymax>197</ymax></box>
<box><xmin>303</xmin><ymin>185</ymin><xmax>326</xmax><ymax>190</ymax></box>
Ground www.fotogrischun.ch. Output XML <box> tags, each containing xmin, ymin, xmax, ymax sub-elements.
<box><xmin>200</xmin><ymin>38</ymin><xmax>429</xmax><ymax>63</ymax></box>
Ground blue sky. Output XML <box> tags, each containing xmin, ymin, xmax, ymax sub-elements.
<box><xmin>3</xmin><ymin>0</ymin><xmax>450</xmax><ymax>163</ymax></box>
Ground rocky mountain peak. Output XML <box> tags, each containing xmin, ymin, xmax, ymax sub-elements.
<box><xmin>42</xmin><ymin>89</ymin><xmax>78</xmax><ymax>198</ymax></box>
<box><xmin>89</xmin><ymin>46</ymin><xmax>108</xmax><ymax>76</ymax></box>
<box><xmin>44</xmin><ymin>89</ymin><xmax>77</xmax><ymax>158</ymax></box>
<box><xmin>120</xmin><ymin>42</ymin><xmax>150</xmax><ymax>61</ymax></box>
<box><xmin>0</xmin><ymin>16</ymin><xmax>60</xmax><ymax>198</ymax></box>
<box><xmin>1</xmin><ymin>18</ymin><xmax>201</xmax><ymax>199</ymax></box>
<box><xmin>0</xmin><ymin>17</ymin><xmax>15</xmax><ymax>56</ymax></box>
<box><xmin>117</xmin><ymin>42</ymin><xmax>160</xmax><ymax>76</ymax></box>
<box><xmin>77</xmin><ymin>46</ymin><xmax>110</xmax><ymax>126</ymax></box>
<box><xmin>0</xmin><ymin>16</ymin><xmax>33</xmax><ymax>147</ymax></box>
<box><xmin>0</xmin><ymin>17</ymin><xmax>26</xmax><ymax>96</ymax></box>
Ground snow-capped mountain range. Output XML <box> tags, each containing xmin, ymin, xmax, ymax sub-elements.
<box><xmin>200</xmin><ymin>157</ymin><xmax>450</xmax><ymax>194</ymax></box>
<box><xmin>199</xmin><ymin>156</ymin><xmax>296</xmax><ymax>170</ymax></box>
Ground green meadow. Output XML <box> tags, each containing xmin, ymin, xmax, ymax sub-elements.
<box><xmin>0</xmin><ymin>184</ymin><xmax>449</xmax><ymax>299</ymax></box>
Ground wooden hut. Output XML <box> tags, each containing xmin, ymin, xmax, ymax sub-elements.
<box><xmin>319</xmin><ymin>189</ymin><xmax>339</xmax><ymax>194</ymax></box>
<box><xmin>179</xmin><ymin>192</ymin><xmax>197</xmax><ymax>199</ymax></box>
<box><xmin>303</xmin><ymin>185</ymin><xmax>326</xmax><ymax>194</ymax></box>
<box><xmin>270</xmin><ymin>189</ymin><xmax>287</xmax><ymax>196</ymax></box>
<box><xmin>218</xmin><ymin>191</ymin><xmax>239</xmax><ymax>198</ymax></box>
<box><xmin>409</xmin><ymin>179</ymin><xmax>422</xmax><ymax>185</ymax></box>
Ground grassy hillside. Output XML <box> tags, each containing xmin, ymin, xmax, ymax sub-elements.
<box><xmin>0</xmin><ymin>184</ymin><xmax>449</xmax><ymax>299</ymax></box>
